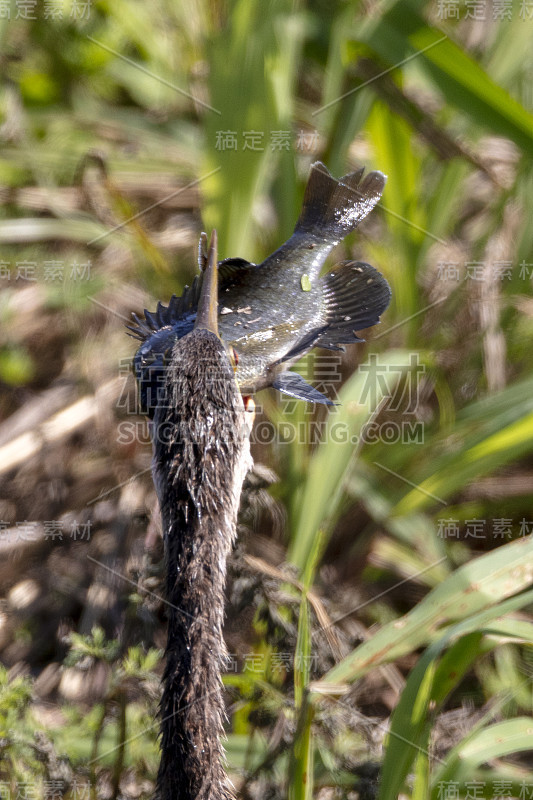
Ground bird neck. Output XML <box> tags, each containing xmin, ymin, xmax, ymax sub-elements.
<box><xmin>152</xmin><ymin>330</ymin><xmax>251</xmax><ymax>800</ymax></box>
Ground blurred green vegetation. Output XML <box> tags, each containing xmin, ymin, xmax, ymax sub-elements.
<box><xmin>1</xmin><ymin>0</ymin><xmax>533</xmax><ymax>797</ymax></box>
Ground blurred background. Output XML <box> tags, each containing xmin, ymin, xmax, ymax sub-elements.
<box><xmin>1</xmin><ymin>0</ymin><xmax>533</xmax><ymax>797</ymax></box>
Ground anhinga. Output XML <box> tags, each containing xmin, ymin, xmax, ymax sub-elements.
<box><xmin>131</xmin><ymin>162</ymin><xmax>392</xmax><ymax>799</ymax></box>
<box><xmin>151</xmin><ymin>231</ymin><xmax>251</xmax><ymax>800</ymax></box>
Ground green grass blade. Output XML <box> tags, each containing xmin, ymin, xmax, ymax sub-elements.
<box><xmin>379</xmin><ymin>632</ymin><xmax>488</xmax><ymax>800</ymax></box>
<box><xmin>288</xmin><ymin>693</ymin><xmax>314</xmax><ymax>800</ymax></box>
<box><xmin>395</xmin><ymin>408</ymin><xmax>533</xmax><ymax>515</ymax></box>
<box><xmin>431</xmin><ymin>718</ymin><xmax>533</xmax><ymax>796</ymax></box>
<box><xmin>288</xmin><ymin>350</ymin><xmax>413</xmax><ymax>571</ymax></box>
<box><xmin>346</xmin><ymin>0</ymin><xmax>533</xmax><ymax>154</ymax></box>
<box><xmin>202</xmin><ymin>0</ymin><xmax>306</xmax><ymax>259</ymax></box>
<box><xmin>312</xmin><ymin>535</ymin><xmax>533</xmax><ymax>691</ymax></box>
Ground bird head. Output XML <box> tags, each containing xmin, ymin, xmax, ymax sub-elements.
<box><xmin>195</xmin><ymin>230</ymin><xmax>241</xmax><ymax>372</ymax></box>
<box><xmin>195</xmin><ymin>229</ymin><xmax>255</xmax><ymax>422</ymax></box>
<box><xmin>194</xmin><ymin>229</ymin><xmax>220</xmax><ymax>337</ymax></box>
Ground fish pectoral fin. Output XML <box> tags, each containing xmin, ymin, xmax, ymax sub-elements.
<box><xmin>275</xmin><ymin>325</ymin><xmax>329</xmax><ymax>365</ymax></box>
<box><xmin>317</xmin><ymin>260</ymin><xmax>391</xmax><ymax>350</ymax></box>
<box><xmin>272</xmin><ymin>372</ymin><xmax>336</xmax><ymax>405</ymax></box>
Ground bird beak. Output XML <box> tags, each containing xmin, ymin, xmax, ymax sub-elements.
<box><xmin>194</xmin><ymin>229</ymin><xmax>219</xmax><ymax>336</ymax></box>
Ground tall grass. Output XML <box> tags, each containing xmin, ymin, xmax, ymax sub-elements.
<box><xmin>1</xmin><ymin>0</ymin><xmax>532</xmax><ymax>797</ymax></box>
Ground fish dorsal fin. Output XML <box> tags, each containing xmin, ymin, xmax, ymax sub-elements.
<box><xmin>126</xmin><ymin>258</ymin><xmax>255</xmax><ymax>341</ymax></box>
<box><xmin>272</xmin><ymin>371</ymin><xmax>335</xmax><ymax>405</ymax></box>
<box><xmin>315</xmin><ymin>260</ymin><xmax>391</xmax><ymax>351</ymax></box>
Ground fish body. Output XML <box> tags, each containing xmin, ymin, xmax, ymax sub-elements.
<box><xmin>129</xmin><ymin>161</ymin><xmax>391</xmax><ymax>413</ymax></box>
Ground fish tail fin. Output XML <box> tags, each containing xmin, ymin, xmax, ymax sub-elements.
<box><xmin>316</xmin><ymin>260</ymin><xmax>391</xmax><ymax>351</ymax></box>
<box><xmin>294</xmin><ymin>162</ymin><xmax>386</xmax><ymax>243</ymax></box>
